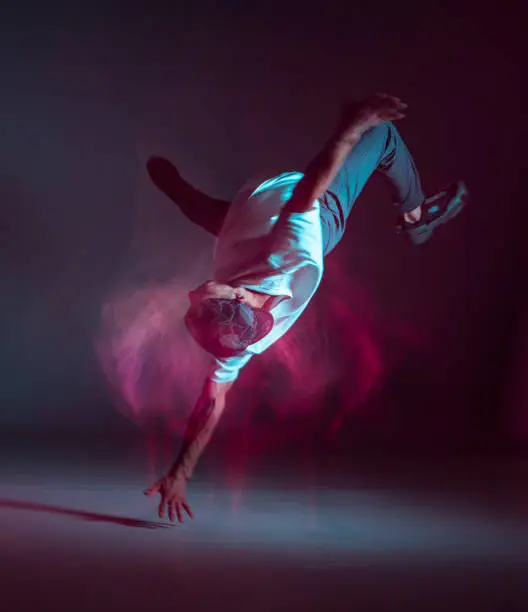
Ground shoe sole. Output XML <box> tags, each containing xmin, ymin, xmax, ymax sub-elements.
<box><xmin>410</xmin><ymin>181</ymin><xmax>469</xmax><ymax>244</ymax></box>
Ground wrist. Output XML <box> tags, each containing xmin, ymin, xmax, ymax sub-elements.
<box><xmin>331</xmin><ymin>125</ymin><xmax>365</xmax><ymax>147</ymax></box>
<box><xmin>169</xmin><ymin>463</ymin><xmax>189</xmax><ymax>481</ymax></box>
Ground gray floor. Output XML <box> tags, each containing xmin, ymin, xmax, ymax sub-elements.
<box><xmin>0</xmin><ymin>451</ymin><xmax>526</xmax><ymax>611</ymax></box>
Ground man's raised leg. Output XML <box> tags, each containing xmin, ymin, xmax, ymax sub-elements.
<box><xmin>320</xmin><ymin>122</ymin><xmax>467</xmax><ymax>251</ymax></box>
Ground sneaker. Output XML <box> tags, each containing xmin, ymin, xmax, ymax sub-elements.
<box><xmin>398</xmin><ymin>181</ymin><xmax>469</xmax><ymax>245</ymax></box>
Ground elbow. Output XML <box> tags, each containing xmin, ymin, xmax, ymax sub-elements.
<box><xmin>204</xmin><ymin>378</ymin><xmax>235</xmax><ymax>400</ymax></box>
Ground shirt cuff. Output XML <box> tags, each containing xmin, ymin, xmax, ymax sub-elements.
<box><xmin>209</xmin><ymin>353</ymin><xmax>253</xmax><ymax>383</ymax></box>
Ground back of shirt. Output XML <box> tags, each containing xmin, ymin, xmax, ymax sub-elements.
<box><xmin>209</xmin><ymin>172</ymin><xmax>325</xmax><ymax>383</ymax></box>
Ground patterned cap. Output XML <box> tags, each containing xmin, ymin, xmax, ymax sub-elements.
<box><xmin>184</xmin><ymin>298</ymin><xmax>274</xmax><ymax>358</ymax></box>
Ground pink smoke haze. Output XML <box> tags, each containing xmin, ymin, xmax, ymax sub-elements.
<box><xmin>94</xmin><ymin>280</ymin><xmax>208</xmax><ymax>429</ymax></box>
<box><xmin>239</xmin><ymin>257</ymin><xmax>422</xmax><ymax>428</ymax></box>
<box><xmin>95</xmin><ymin>256</ymin><xmax>422</xmax><ymax>469</ymax></box>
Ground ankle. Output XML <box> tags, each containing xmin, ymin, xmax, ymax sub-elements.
<box><xmin>403</xmin><ymin>204</ymin><xmax>422</xmax><ymax>224</ymax></box>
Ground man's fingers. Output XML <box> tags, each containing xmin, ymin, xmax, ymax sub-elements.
<box><xmin>382</xmin><ymin>100</ymin><xmax>407</xmax><ymax>113</ymax></box>
<box><xmin>375</xmin><ymin>92</ymin><xmax>406</xmax><ymax>105</ymax></box>
<box><xmin>384</xmin><ymin>111</ymin><xmax>406</xmax><ymax>121</ymax></box>
<box><xmin>176</xmin><ymin>505</ymin><xmax>183</xmax><ymax>523</ymax></box>
<box><xmin>378</xmin><ymin>108</ymin><xmax>406</xmax><ymax>120</ymax></box>
<box><xmin>372</xmin><ymin>94</ymin><xmax>407</xmax><ymax>113</ymax></box>
<box><xmin>144</xmin><ymin>483</ymin><xmax>160</xmax><ymax>496</ymax></box>
<box><xmin>390</xmin><ymin>96</ymin><xmax>406</xmax><ymax>107</ymax></box>
<box><xmin>144</xmin><ymin>478</ymin><xmax>193</xmax><ymax>523</ymax></box>
<box><xmin>182</xmin><ymin>502</ymin><xmax>194</xmax><ymax>519</ymax></box>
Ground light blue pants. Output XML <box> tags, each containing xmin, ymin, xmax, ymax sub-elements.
<box><xmin>320</xmin><ymin>122</ymin><xmax>425</xmax><ymax>255</ymax></box>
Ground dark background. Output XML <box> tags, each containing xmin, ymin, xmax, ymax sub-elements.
<box><xmin>0</xmin><ymin>0</ymin><xmax>525</xmax><ymax>461</ymax></box>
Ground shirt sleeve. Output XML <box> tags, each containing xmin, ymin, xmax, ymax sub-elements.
<box><xmin>270</xmin><ymin>208</ymin><xmax>323</xmax><ymax>267</ymax></box>
<box><xmin>209</xmin><ymin>352</ymin><xmax>254</xmax><ymax>383</ymax></box>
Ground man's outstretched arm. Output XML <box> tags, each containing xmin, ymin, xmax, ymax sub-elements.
<box><xmin>145</xmin><ymin>378</ymin><xmax>235</xmax><ymax>522</ymax></box>
<box><xmin>278</xmin><ymin>94</ymin><xmax>407</xmax><ymax>217</ymax></box>
<box><xmin>170</xmin><ymin>379</ymin><xmax>234</xmax><ymax>481</ymax></box>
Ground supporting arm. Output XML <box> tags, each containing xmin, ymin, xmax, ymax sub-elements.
<box><xmin>145</xmin><ymin>378</ymin><xmax>235</xmax><ymax>522</ymax></box>
<box><xmin>169</xmin><ymin>378</ymin><xmax>235</xmax><ymax>481</ymax></box>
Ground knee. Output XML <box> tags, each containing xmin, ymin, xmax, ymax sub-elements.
<box><xmin>362</xmin><ymin>122</ymin><xmax>393</xmax><ymax>148</ymax></box>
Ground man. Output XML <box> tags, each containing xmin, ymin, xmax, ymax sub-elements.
<box><xmin>144</xmin><ymin>93</ymin><xmax>468</xmax><ymax>522</ymax></box>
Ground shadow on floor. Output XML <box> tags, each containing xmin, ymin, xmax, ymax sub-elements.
<box><xmin>0</xmin><ymin>497</ymin><xmax>171</xmax><ymax>529</ymax></box>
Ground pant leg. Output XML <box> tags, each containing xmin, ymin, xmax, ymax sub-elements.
<box><xmin>320</xmin><ymin>122</ymin><xmax>424</xmax><ymax>255</ymax></box>
<box><xmin>147</xmin><ymin>157</ymin><xmax>231</xmax><ymax>237</ymax></box>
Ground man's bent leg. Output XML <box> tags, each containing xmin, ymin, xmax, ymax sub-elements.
<box><xmin>147</xmin><ymin>156</ymin><xmax>231</xmax><ymax>237</ymax></box>
<box><xmin>320</xmin><ymin>122</ymin><xmax>424</xmax><ymax>254</ymax></box>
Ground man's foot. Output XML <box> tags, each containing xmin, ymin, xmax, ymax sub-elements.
<box><xmin>398</xmin><ymin>181</ymin><xmax>469</xmax><ymax>245</ymax></box>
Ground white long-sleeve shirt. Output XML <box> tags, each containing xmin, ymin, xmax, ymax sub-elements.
<box><xmin>209</xmin><ymin>172</ymin><xmax>325</xmax><ymax>383</ymax></box>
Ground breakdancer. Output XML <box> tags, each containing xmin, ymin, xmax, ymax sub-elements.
<box><xmin>144</xmin><ymin>93</ymin><xmax>468</xmax><ymax>522</ymax></box>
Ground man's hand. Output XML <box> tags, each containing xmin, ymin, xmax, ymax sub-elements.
<box><xmin>144</xmin><ymin>473</ymin><xmax>194</xmax><ymax>523</ymax></box>
<box><xmin>142</xmin><ymin>380</ymin><xmax>232</xmax><ymax>524</ymax></box>
<box><xmin>336</xmin><ymin>93</ymin><xmax>408</xmax><ymax>143</ymax></box>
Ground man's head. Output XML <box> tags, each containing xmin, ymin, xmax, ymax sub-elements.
<box><xmin>184</xmin><ymin>281</ymin><xmax>274</xmax><ymax>358</ymax></box>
